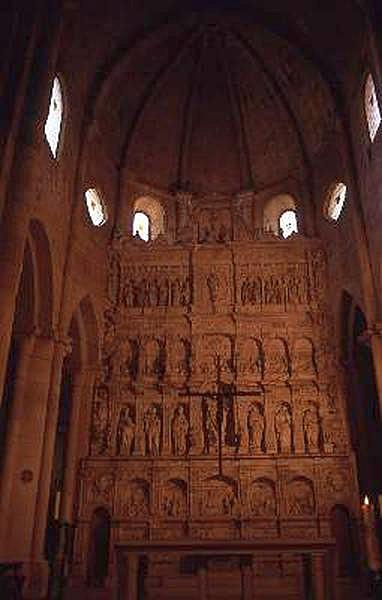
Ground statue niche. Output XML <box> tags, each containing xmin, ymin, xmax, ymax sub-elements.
<box><xmin>292</xmin><ymin>338</ymin><xmax>316</xmax><ymax>379</ymax></box>
<box><xmin>116</xmin><ymin>405</ymin><xmax>136</xmax><ymax>456</ymax></box>
<box><xmin>248</xmin><ymin>479</ymin><xmax>276</xmax><ymax>517</ymax></box>
<box><xmin>274</xmin><ymin>402</ymin><xmax>293</xmax><ymax>454</ymax></box>
<box><xmin>247</xmin><ymin>403</ymin><xmax>265</xmax><ymax>454</ymax></box>
<box><xmin>237</xmin><ymin>338</ymin><xmax>262</xmax><ymax>382</ymax></box>
<box><xmin>171</xmin><ymin>404</ymin><xmax>190</xmax><ymax>456</ymax></box>
<box><xmin>161</xmin><ymin>479</ymin><xmax>187</xmax><ymax>519</ymax></box>
<box><xmin>140</xmin><ymin>337</ymin><xmax>163</xmax><ymax>381</ymax></box>
<box><xmin>303</xmin><ymin>404</ymin><xmax>321</xmax><ymax>453</ymax></box>
<box><xmin>144</xmin><ymin>404</ymin><xmax>162</xmax><ymax>456</ymax></box>
<box><xmin>167</xmin><ymin>336</ymin><xmax>190</xmax><ymax>383</ymax></box>
<box><xmin>263</xmin><ymin>338</ymin><xmax>289</xmax><ymax>381</ymax></box>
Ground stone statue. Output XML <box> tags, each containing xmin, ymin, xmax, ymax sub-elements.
<box><xmin>144</xmin><ymin>405</ymin><xmax>161</xmax><ymax>456</ymax></box>
<box><xmin>303</xmin><ymin>406</ymin><xmax>321</xmax><ymax>452</ymax></box>
<box><xmin>116</xmin><ymin>406</ymin><xmax>136</xmax><ymax>456</ymax></box>
<box><xmin>247</xmin><ymin>404</ymin><xmax>265</xmax><ymax>453</ymax></box>
<box><xmin>274</xmin><ymin>404</ymin><xmax>292</xmax><ymax>453</ymax></box>
<box><xmin>172</xmin><ymin>405</ymin><xmax>189</xmax><ymax>455</ymax></box>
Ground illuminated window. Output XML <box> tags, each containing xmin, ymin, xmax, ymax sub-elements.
<box><xmin>279</xmin><ymin>210</ymin><xmax>298</xmax><ymax>238</ymax></box>
<box><xmin>364</xmin><ymin>73</ymin><xmax>381</xmax><ymax>142</ymax></box>
<box><xmin>85</xmin><ymin>188</ymin><xmax>107</xmax><ymax>227</ymax></box>
<box><xmin>325</xmin><ymin>182</ymin><xmax>347</xmax><ymax>222</ymax></box>
<box><xmin>264</xmin><ymin>194</ymin><xmax>298</xmax><ymax>238</ymax></box>
<box><xmin>44</xmin><ymin>76</ymin><xmax>63</xmax><ymax>158</ymax></box>
<box><xmin>133</xmin><ymin>211</ymin><xmax>150</xmax><ymax>241</ymax></box>
<box><xmin>132</xmin><ymin>196</ymin><xmax>165</xmax><ymax>241</ymax></box>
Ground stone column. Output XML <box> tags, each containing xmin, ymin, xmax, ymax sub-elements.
<box><xmin>0</xmin><ymin>331</ymin><xmax>37</xmax><ymax>550</ymax></box>
<box><xmin>30</xmin><ymin>336</ymin><xmax>72</xmax><ymax>561</ymax></box>
<box><xmin>198</xmin><ymin>560</ymin><xmax>208</xmax><ymax>600</ymax></box>
<box><xmin>0</xmin><ymin>332</ymin><xmax>56</xmax><ymax>598</ymax></box>
<box><xmin>311</xmin><ymin>552</ymin><xmax>328</xmax><ymax>600</ymax></box>
<box><xmin>241</xmin><ymin>557</ymin><xmax>253</xmax><ymax>600</ymax></box>
<box><xmin>121</xmin><ymin>554</ymin><xmax>139</xmax><ymax>600</ymax></box>
<box><xmin>60</xmin><ymin>367</ymin><xmax>94</xmax><ymax>522</ymax></box>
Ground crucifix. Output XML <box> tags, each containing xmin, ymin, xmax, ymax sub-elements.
<box><xmin>180</xmin><ymin>355</ymin><xmax>262</xmax><ymax>476</ymax></box>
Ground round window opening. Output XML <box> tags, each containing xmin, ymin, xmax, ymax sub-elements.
<box><xmin>85</xmin><ymin>188</ymin><xmax>108</xmax><ymax>227</ymax></box>
<box><xmin>279</xmin><ymin>210</ymin><xmax>298</xmax><ymax>239</ymax></box>
<box><xmin>325</xmin><ymin>182</ymin><xmax>347</xmax><ymax>222</ymax></box>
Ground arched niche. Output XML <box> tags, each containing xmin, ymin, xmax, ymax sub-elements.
<box><xmin>86</xmin><ymin>507</ymin><xmax>111</xmax><ymax>587</ymax></box>
<box><xmin>132</xmin><ymin>196</ymin><xmax>165</xmax><ymax>241</ymax></box>
<box><xmin>263</xmin><ymin>194</ymin><xmax>298</xmax><ymax>237</ymax></box>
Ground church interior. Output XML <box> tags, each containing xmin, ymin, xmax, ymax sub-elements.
<box><xmin>1</xmin><ymin>1</ymin><xmax>382</xmax><ymax>598</ymax></box>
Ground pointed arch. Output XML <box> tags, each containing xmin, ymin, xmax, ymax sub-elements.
<box><xmin>28</xmin><ymin>219</ymin><xmax>54</xmax><ymax>336</ymax></box>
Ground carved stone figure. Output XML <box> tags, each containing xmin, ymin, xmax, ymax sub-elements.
<box><xmin>249</xmin><ymin>480</ymin><xmax>276</xmax><ymax>516</ymax></box>
<box><xmin>171</xmin><ymin>405</ymin><xmax>189</xmax><ymax>456</ymax></box>
<box><xmin>264</xmin><ymin>339</ymin><xmax>289</xmax><ymax>380</ymax></box>
<box><xmin>90</xmin><ymin>387</ymin><xmax>110</xmax><ymax>455</ymax></box>
<box><xmin>207</xmin><ymin>272</ymin><xmax>219</xmax><ymax>305</ymax></box>
<box><xmin>247</xmin><ymin>403</ymin><xmax>265</xmax><ymax>453</ymax></box>
<box><xmin>116</xmin><ymin>406</ymin><xmax>136</xmax><ymax>456</ymax></box>
<box><xmin>144</xmin><ymin>405</ymin><xmax>161</xmax><ymax>456</ymax></box>
<box><xmin>274</xmin><ymin>403</ymin><xmax>292</xmax><ymax>453</ymax></box>
<box><xmin>303</xmin><ymin>406</ymin><xmax>321</xmax><ymax>453</ymax></box>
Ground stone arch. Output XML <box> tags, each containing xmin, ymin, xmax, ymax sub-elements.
<box><xmin>132</xmin><ymin>196</ymin><xmax>165</xmax><ymax>241</ymax></box>
<box><xmin>263</xmin><ymin>194</ymin><xmax>298</xmax><ymax>236</ymax></box>
<box><xmin>28</xmin><ymin>219</ymin><xmax>54</xmax><ymax>336</ymax></box>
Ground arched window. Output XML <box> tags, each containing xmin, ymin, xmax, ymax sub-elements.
<box><xmin>133</xmin><ymin>211</ymin><xmax>150</xmax><ymax>241</ymax></box>
<box><xmin>364</xmin><ymin>73</ymin><xmax>381</xmax><ymax>142</ymax></box>
<box><xmin>263</xmin><ymin>193</ymin><xmax>299</xmax><ymax>238</ymax></box>
<box><xmin>324</xmin><ymin>182</ymin><xmax>347</xmax><ymax>222</ymax></box>
<box><xmin>279</xmin><ymin>210</ymin><xmax>298</xmax><ymax>239</ymax></box>
<box><xmin>132</xmin><ymin>196</ymin><xmax>165</xmax><ymax>242</ymax></box>
<box><xmin>85</xmin><ymin>188</ymin><xmax>108</xmax><ymax>227</ymax></box>
<box><xmin>44</xmin><ymin>76</ymin><xmax>64</xmax><ymax>158</ymax></box>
